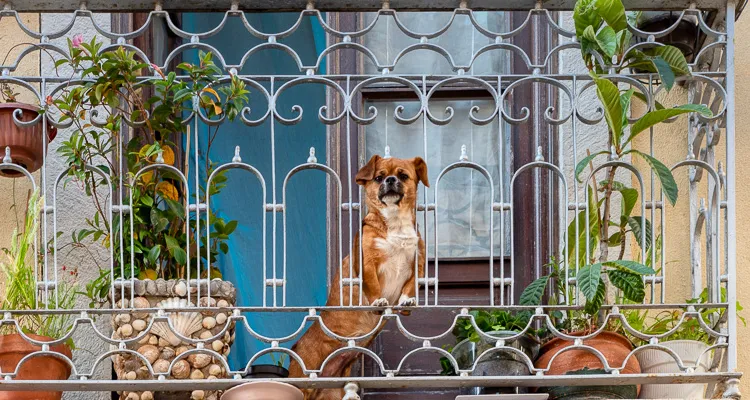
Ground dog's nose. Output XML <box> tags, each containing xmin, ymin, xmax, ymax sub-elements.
<box><xmin>385</xmin><ymin>176</ymin><xmax>397</xmax><ymax>185</ymax></box>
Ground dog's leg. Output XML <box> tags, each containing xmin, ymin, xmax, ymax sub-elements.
<box><xmin>361</xmin><ymin>259</ymin><xmax>386</xmax><ymax>307</ymax></box>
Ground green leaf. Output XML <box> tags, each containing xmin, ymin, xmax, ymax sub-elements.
<box><xmin>617</xmin><ymin>89</ymin><xmax>635</xmax><ymax>145</ymax></box>
<box><xmin>616</xmin><ymin>29</ymin><xmax>633</xmax><ymax>56</ymax></box>
<box><xmin>651</xmin><ymin>56</ymin><xmax>675</xmax><ymax>91</ymax></box>
<box><xmin>584</xmin><ymin>280</ymin><xmax>606</xmax><ymax>315</ymax></box>
<box><xmin>627</xmin><ymin>216</ymin><xmax>653</xmax><ymax>250</ymax></box>
<box><xmin>604</xmin><ymin>260</ymin><xmax>656</xmax><ymax>275</ymax></box>
<box><xmin>608</xmin><ymin>231</ymin><xmax>623</xmax><ymax>247</ymax></box>
<box><xmin>593</xmin><ymin>75</ymin><xmax>623</xmax><ymax>140</ymax></box>
<box><xmin>520</xmin><ymin>275</ymin><xmax>550</xmax><ymax>306</ymax></box>
<box><xmin>595</xmin><ymin>26</ymin><xmax>618</xmax><ymax>59</ymax></box>
<box><xmin>644</xmin><ymin>45</ymin><xmax>691</xmax><ymax>77</ymax></box>
<box><xmin>627</xmin><ymin>105</ymin><xmax>712</xmax><ymax>143</ymax></box>
<box><xmin>164</xmin><ymin>234</ymin><xmax>180</xmax><ymax>251</ymax></box>
<box><xmin>578</xmin><ymin>263</ymin><xmax>602</xmax><ymax>301</ymax></box>
<box><xmin>608</xmin><ymin>269</ymin><xmax>646</xmax><ymax>302</ymax></box>
<box><xmin>566</xmin><ymin>187</ymin><xmax>600</xmax><ymax>268</ymax></box>
<box><xmin>147</xmin><ymin>245</ymin><xmax>161</xmax><ymax>265</ymax></box>
<box><xmin>575</xmin><ymin>151</ymin><xmax>607</xmax><ymax>182</ymax></box>
<box><xmin>223</xmin><ymin>220</ymin><xmax>238</xmax><ymax>235</ymax></box>
<box><xmin>631</xmin><ymin>92</ymin><xmax>664</xmax><ymax>110</ymax></box>
<box><xmin>173</xmin><ymin>248</ymin><xmax>187</xmax><ymax>265</ymax></box>
<box><xmin>630</xmin><ymin>150</ymin><xmax>679</xmax><ymax>206</ymax></box>
<box><xmin>574</xmin><ymin>0</ymin><xmax>602</xmax><ymax>37</ymax></box>
<box><xmin>150</xmin><ymin>208</ymin><xmax>169</xmax><ymax>232</ymax></box>
<box><xmin>594</xmin><ymin>0</ymin><xmax>628</xmax><ymax>31</ymax></box>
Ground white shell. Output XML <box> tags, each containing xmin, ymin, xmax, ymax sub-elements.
<box><xmin>151</xmin><ymin>297</ymin><xmax>202</xmax><ymax>347</ymax></box>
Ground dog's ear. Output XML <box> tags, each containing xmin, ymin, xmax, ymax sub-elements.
<box><xmin>412</xmin><ymin>157</ymin><xmax>429</xmax><ymax>188</ymax></box>
<box><xmin>356</xmin><ymin>155</ymin><xmax>381</xmax><ymax>186</ymax></box>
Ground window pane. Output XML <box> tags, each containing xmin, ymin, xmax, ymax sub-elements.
<box><xmin>364</xmin><ymin>99</ymin><xmax>511</xmax><ymax>258</ymax></box>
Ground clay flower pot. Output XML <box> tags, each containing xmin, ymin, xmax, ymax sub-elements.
<box><xmin>534</xmin><ymin>331</ymin><xmax>640</xmax><ymax>399</ymax></box>
<box><xmin>0</xmin><ymin>102</ymin><xmax>57</xmax><ymax>177</ymax></box>
<box><xmin>221</xmin><ymin>381</ymin><xmax>303</xmax><ymax>400</ymax></box>
<box><xmin>0</xmin><ymin>333</ymin><xmax>73</xmax><ymax>400</ymax></box>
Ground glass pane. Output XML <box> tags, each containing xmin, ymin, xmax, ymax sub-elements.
<box><xmin>362</xmin><ymin>11</ymin><xmax>511</xmax><ymax>75</ymax></box>
<box><xmin>364</xmin><ymin>99</ymin><xmax>511</xmax><ymax>258</ymax></box>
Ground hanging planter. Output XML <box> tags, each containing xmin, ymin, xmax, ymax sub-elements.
<box><xmin>0</xmin><ymin>333</ymin><xmax>72</xmax><ymax>400</ymax></box>
<box><xmin>0</xmin><ymin>103</ymin><xmax>57</xmax><ymax>177</ymax></box>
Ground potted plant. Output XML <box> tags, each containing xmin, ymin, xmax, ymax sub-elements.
<box><xmin>440</xmin><ymin>310</ymin><xmax>540</xmax><ymax>395</ymax></box>
<box><xmin>0</xmin><ymin>190</ymin><xmax>77</xmax><ymax>400</ymax></box>
<box><xmin>247</xmin><ymin>353</ymin><xmax>290</xmax><ymax>379</ymax></box>
<box><xmin>49</xmin><ymin>37</ymin><xmax>248</xmax><ymax>400</ymax></box>
<box><xmin>0</xmin><ymin>83</ymin><xmax>57</xmax><ymax>177</ymax></box>
<box><xmin>624</xmin><ymin>289</ymin><xmax>745</xmax><ymax>399</ymax></box>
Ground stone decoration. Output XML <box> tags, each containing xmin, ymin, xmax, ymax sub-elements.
<box><xmin>111</xmin><ymin>279</ymin><xmax>237</xmax><ymax>400</ymax></box>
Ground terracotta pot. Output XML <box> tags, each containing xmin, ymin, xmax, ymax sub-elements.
<box><xmin>0</xmin><ymin>333</ymin><xmax>73</xmax><ymax>400</ymax></box>
<box><xmin>0</xmin><ymin>102</ymin><xmax>57</xmax><ymax>177</ymax></box>
<box><xmin>221</xmin><ymin>381</ymin><xmax>303</xmax><ymax>400</ymax></box>
<box><xmin>534</xmin><ymin>331</ymin><xmax>640</xmax><ymax>399</ymax></box>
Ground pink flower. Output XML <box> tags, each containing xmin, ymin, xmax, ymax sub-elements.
<box><xmin>45</xmin><ymin>95</ymin><xmax>53</xmax><ymax>106</ymax></box>
<box><xmin>71</xmin><ymin>34</ymin><xmax>84</xmax><ymax>48</ymax></box>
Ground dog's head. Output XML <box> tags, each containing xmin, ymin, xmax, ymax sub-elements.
<box><xmin>355</xmin><ymin>155</ymin><xmax>429</xmax><ymax>211</ymax></box>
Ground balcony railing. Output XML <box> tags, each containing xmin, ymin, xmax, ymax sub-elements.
<box><xmin>0</xmin><ymin>1</ymin><xmax>741</xmax><ymax>399</ymax></box>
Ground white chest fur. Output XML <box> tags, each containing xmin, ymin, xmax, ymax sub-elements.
<box><xmin>375</xmin><ymin>205</ymin><xmax>418</xmax><ymax>305</ymax></box>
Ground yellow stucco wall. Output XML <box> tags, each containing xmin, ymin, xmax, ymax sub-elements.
<box><xmin>0</xmin><ymin>13</ymin><xmax>39</xmax><ymax>295</ymax></box>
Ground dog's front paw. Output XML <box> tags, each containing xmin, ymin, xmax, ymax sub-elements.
<box><xmin>371</xmin><ymin>298</ymin><xmax>390</xmax><ymax>307</ymax></box>
<box><xmin>398</xmin><ymin>296</ymin><xmax>417</xmax><ymax>307</ymax></box>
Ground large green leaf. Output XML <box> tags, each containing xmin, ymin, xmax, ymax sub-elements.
<box><xmin>574</xmin><ymin>0</ymin><xmax>602</xmax><ymax>37</ymax></box>
<box><xmin>651</xmin><ymin>56</ymin><xmax>675</xmax><ymax>91</ymax></box>
<box><xmin>566</xmin><ymin>187</ymin><xmax>600</xmax><ymax>268</ymax></box>
<box><xmin>594</xmin><ymin>0</ymin><xmax>628</xmax><ymax>31</ymax></box>
<box><xmin>618</xmin><ymin>89</ymin><xmax>635</xmax><ymax>146</ymax></box>
<box><xmin>578</xmin><ymin>263</ymin><xmax>602</xmax><ymax>301</ymax></box>
<box><xmin>595</xmin><ymin>26</ymin><xmax>618</xmax><ymax>59</ymax></box>
<box><xmin>593</xmin><ymin>76</ymin><xmax>623</xmax><ymax>140</ymax></box>
<box><xmin>631</xmin><ymin>91</ymin><xmax>665</xmax><ymax>110</ymax></box>
<box><xmin>616</xmin><ymin>29</ymin><xmax>633</xmax><ymax>56</ymax></box>
<box><xmin>627</xmin><ymin>104</ymin><xmax>712</xmax><ymax>143</ymax></box>
<box><xmin>608</xmin><ymin>269</ymin><xmax>646</xmax><ymax>302</ymax></box>
<box><xmin>584</xmin><ymin>279</ymin><xmax>607</xmax><ymax>315</ymax></box>
<box><xmin>644</xmin><ymin>45</ymin><xmax>691</xmax><ymax>77</ymax></box>
<box><xmin>627</xmin><ymin>216</ymin><xmax>653</xmax><ymax>250</ymax></box>
<box><xmin>630</xmin><ymin>150</ymin><xmax>679</xmax><ymax>206</ymax></box>
<box><xmin>575</xmin><ymin>151</ymin><xmax>607</xmax><ymax>182</ymax></box>
<box><xmin>520</xmin><ymin>275</ymin><xmax>550</xmax><ymax>306</ymax></box>
<box><xmin>604</xmin><ymin>259</ymin><xmax>656</xmax><ymax>275</ymax></box>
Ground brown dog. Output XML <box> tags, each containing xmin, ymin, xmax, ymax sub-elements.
<box><xmin>288</xmin><ymin>155</ymin><xmax>429</xmax><ymax>400</ymax></box>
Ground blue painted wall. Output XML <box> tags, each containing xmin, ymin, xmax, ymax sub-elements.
<box><xmin>183</xmin><ymin>13</ymin><xmax>328</xmax><ymax>370</ymax></box>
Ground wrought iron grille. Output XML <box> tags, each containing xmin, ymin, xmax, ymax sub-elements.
<box><xmin>0</xmin><ymin>0</ymin><xmax>741</xmax><ymax>399</ymax></box>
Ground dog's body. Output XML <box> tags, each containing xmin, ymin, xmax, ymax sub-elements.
<box><xmin>288</xmin><ymin>156</ymin><xmax>429</xmax><ymax>400</ymax></box>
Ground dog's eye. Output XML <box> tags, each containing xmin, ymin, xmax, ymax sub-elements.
<box><xmin>399</xmin><ymin>173</ymin><xmax>409</xmax><ymax>181</ymax></box>
<box><xmin>374</xmin><ymin>176</ymin><xmax>384</xmax><ymax>183</ymax></box>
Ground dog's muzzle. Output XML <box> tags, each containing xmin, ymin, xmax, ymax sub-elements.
<box><xmin>378</xmin><ymin>176</ymin><xmax>404</xmax><ymax>205</ymax></box>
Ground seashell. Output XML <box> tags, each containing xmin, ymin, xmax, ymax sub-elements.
<box><xmin>176</xmin><ymin>346</ymin><xmax>189</xmax><ymax>356</ymax></box>
<box><xmin>198</xmin><ymin>297</ymin><xmax>216</xmax><ymax>308</ymax></box>
<box><xmin>137</xmin><ymin>365</ymin><xmax>151</xmax><ymax>380</ymax></box>
<box><xmin>191</xmin><ymin>390</ymin><xmax>205</xmax><ymax>400</ymax></box>
<box><xmin>134</xmin><ymin>280</ymin><xmax>147</xmax><ymax>296</ymax></box>
<box><xmin>125</xmin><ymin>392</ymin><xmax>139</xmax><ymax>400</ymax></box>
<box><xmin>160</xmin><ymin>347</ymin><xmax>175</xmax><ymax>360</ymax></box>
<box><xmin>216</xmin><ymin>299</ymin><xmax>229</xmax><ymax>308</ymax></box>
<box><xmin>125</xmin><ymin>371</ymin><xmax>137</xmax><ymax>380</ymax></box>
<box><xmin>188</xmin><ymin>353</ymin><xmax>211</xmax><ymax>369</ymax></box>
<box><xmin>132</xmin><ymin>297</ymin><xmax>150</xmax><ymax>319</ymax></box>
<box><xmin>190</xmin><ymin>369</ymin><xmax>204</xmax><ymax>380</ymax></box>
<box><xmin>137</xmin><ymin>345</ymin><xmax>159</xmax><ymax>364</ymax></box>
<box><xmin>150</xmin><ymin>297</ymin><xmax>202</xmax><ymax>347</ymax></box>
<box><xmin>199</xmin><ymin>331</ymin><xmax>213</xmax><ymax>340</ymax></box>
<box><xmin>156</xmin><ymin>279</ymin><xmax>167</xmax><ymax>295</ymax></box>
<box><xmin>119</xmin><ymin>324</ymin><xmax>134</xmax><ymax>338</ymax></box>
<box><xmin>153</xmin><ymin>359</ymin><xmax>170</xmax><ymax>374</ymax></box>
<box><xmin>174</xmin><ymin>281</ymin><xmax>187</xmax><ymax>297</ymax></box>
<box><xmin>172</xmin><ymin>360</ymin><xmax>190</xmax><ymax>379</ymax></box>
<box><xmin>158</xmin><ymin>338</ymin><xmax>170</xmax><ymax>348</ymax></box>
<box><xmin>116</xmin><ymin>299</ymin><xmax>129</xmax><ymax>308</ymax></box>
<box><xmin>137</xmin><ymin>334</ymin><xmax>151</xmax><ymax>345</ymax></box>
<box><xmin>215</xmin><ymin>313</ymin><xmax>227</xmax><ymax>325</ymax></box>
<box><xmin>202</xmin><ymin>317</ymin><xmax>216</xmax><ymax>330</ymax></box>
<box><xmin>208</xmin><ymin>364</ymin><xmax>222</xmax><ymax>376</ymax></box>
<box><xmin>141</xmin><ymin>392</ymin><xmax>154</xmax><ymax>400</ymax></box>
<box><xmin>145</xmin><ymin>279</ymin><xmax>157</xmax><ymax>295</ymax></box>
<box><xmin>132</xmin><ymin>319</ymin><xmax>147</xmax><ymax>332</ymax></box>
<box><xmin>211</xmin><ymin>340</ymin><xmax>223</xmax><ymax>352</ymax></box>
<box><xmin>148</xmin><ymin>336</ymin><xmax>158</xmax><ymax>345</ymax></box>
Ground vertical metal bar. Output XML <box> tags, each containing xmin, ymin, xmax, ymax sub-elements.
<box><xmin>725</xmin><ymin>0</ymin><xmax>738</xmax><ymax>372</ymax></box>
<box><xmin>346</xmin><ymin>76</ymin><xmax>354</xmax><ymax>306</ymax></box>
<box><xmin>194</xmin><ymin>115</ymin><xmax>202</xmax><ymax>302</ymax></box>
<box><xmin>420</xmin><ymin>77</ymin><xmax>428</xmax><ymax>306</ymax></box>
<box><xmin>498</xmin><ymin>77</ymin><xmax>505</xmax><ymax>305</ymax></box>
<box><xmin>271</xmin><ymin>77</ymin><xmax>278</xmax><ymax>308</ymax></box>
<box><xmin>571</xmin><ymin>75</ymin><xmax>578</xmax><ymax>306</ymax></box>
<box><xmin>40</xmin><ymin>78</ymin><xmax>47</xmax><ymax>309</ymax></box>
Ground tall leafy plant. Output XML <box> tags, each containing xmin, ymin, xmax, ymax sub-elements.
<box><xmin>520</xmin><ymin>0</ymin><xmax>712</xmax><ymax>320</ymax></box>
<box><xmin>50</xmin><ymin>37</ymin><xmax>249</xmax><ymax>304</ymax></box>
